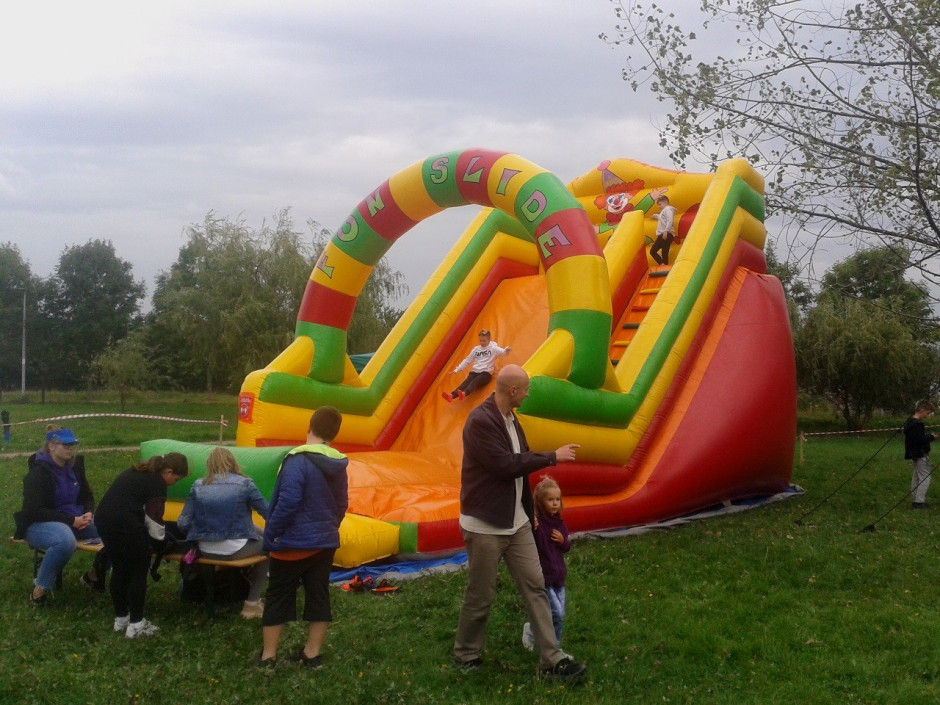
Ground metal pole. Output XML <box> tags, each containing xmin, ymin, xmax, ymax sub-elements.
<box><xmin>20</xmin><ymin>289</ymin><xmax>26</xmax><ymax>397</ymax></box>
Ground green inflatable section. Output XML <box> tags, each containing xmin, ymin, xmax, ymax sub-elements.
<box><xmin>140</xmin><ymin>440</ymin><xmax>291</xmax><ymax>502</ymax></box>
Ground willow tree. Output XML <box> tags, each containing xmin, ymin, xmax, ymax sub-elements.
<box><xmin>796</xmin><ymin>296</ymin><xmax>934</xmax><ymax>429</ymax></box>
<box><xmin>602</xmin><ymin>0</ymin><xmax>940</xmax><ymax>299</ymax></box>
<box><xmin>150</xmin><ymin>210</ymin><xmax>315</xmax><ymax>392</ymax></box>
<box><xmin>150</xmin><ymin>210</ymin><xmax>407</xmax><ymax>392</ymax></box>
<box><xmin>795</xmin><ymin>246</ymin><xmax>938</xmax><ymax>428</ymax></box>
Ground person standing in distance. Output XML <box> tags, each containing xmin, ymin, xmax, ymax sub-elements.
<box><xmin>452</xmin><ymin>364</ymin><xmax>586</xmax><ymax>681</ymax></box>
<box><xmin>904</xmin><ymin>401</ymin><xmax>935</xmax><ymax>509</ymax></box>
<box><xmin>649</xmin><ymin>193</ymin><xmax>677</xmax><ymax>266</ymax></box>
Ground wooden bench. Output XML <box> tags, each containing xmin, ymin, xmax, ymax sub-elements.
<box><xmin>9</xmin><ymin>537</ymin><xmax>103</xmax><ymax>590</ymax></box>
<box><xmin>10</xmin><ymin>537</ymin><xmax>266</xmax><ymax>619</ymax></box>
<box><xmin>158</xmin><ymin>552</ymin><xmax>267</xmax><ymax>619</ymax></box>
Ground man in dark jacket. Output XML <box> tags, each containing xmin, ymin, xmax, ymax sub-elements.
<box><xmin>259</xmin><ymin>406</ymin><xmax>348</xmax><ymax>668</ymax></box>
<box><xmin>453</xmin><ymin>364</ymin><xmax>586</xmax><ymax>681</ymax></box>
<box><xmin>904</xmin><ymin>401</ymin><xmax>935</xmax><ymax>509</ymax></box>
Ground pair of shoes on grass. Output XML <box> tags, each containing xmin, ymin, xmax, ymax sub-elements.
<box><xmin>911</xmin><ymin>502</ymin><xmax>930</xmax><ymax>510</ymax></box>
<box><xmin>341</xmin><ymin>575</ymin><xmax>399</xmax><ymax>594</ymax></box>
<box><xmin>28</xmin><ymin>587</ymin><xmax>47</xmax><ymax>606</ymax></box>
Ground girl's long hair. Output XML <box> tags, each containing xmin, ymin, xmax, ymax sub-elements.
<box><xmin>203</xmin><ymin>447</ymin><xmax>243</xmax><ymax>485</ymax></box>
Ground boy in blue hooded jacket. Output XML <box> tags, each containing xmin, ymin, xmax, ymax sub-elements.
<box><xmin>258</xmin><ymin>406</ymin><xmax>347</xmax><ymax>668</ymax></box>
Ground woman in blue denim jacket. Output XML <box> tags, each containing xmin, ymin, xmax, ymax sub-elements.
<box><xmin>177</xmin><ymin>447</ymin><xmax>270</xmax><ymax>619</ymax></box>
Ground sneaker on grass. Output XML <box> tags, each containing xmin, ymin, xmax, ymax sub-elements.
<box><xmin>521</xmin><ymin>622</ymin><xmax>535</xmax><ymax>651</ymax></box>
<box><xmin>126</xmin><ymin>618</ymin><xmax>160</xmax><ymax>639</ymax></box>
<box><xmin>240</xmin><ymin>601</ymin><xmax>264</xmax><ymax>619</ymax></box>
<box><xmin>540</xmin><ymin>657</ymin><xmax>586</xmax><ymax>681</ymax></box>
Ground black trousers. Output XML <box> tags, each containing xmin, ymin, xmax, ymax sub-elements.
<box><xmin>453</xmin><ymin>371</ymin><xmax>492</xmax><ymax>397</ymax></box>
<box><xmin>100</xmin><ymin>530</ymin><xmax>150</xmax><ymax>622</ymax></box>
<box><xmin>650</xmin><ymin>233</ymin><xmax>675</xmax><ymax>265</ymax></box>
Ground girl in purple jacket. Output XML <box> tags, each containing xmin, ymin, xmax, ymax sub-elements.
<box><xmin>522</xmin><ymin>476</ymin><xmax>571</xmax><ymax>650</ymax></box>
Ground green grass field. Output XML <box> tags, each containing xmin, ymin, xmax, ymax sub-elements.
<box><xmin>2</xmin><ymin>397</ymin><xmax>938</xmax><ymax>704</ymax></box>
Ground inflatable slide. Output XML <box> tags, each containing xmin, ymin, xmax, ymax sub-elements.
<box><xmin>150</xmin><ymin>149</ymin><xmax>796</xmax><ymax>567</ymax></box>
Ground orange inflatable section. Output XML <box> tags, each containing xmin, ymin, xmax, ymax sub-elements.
<box><xmin>345</xmin><ymin>276</ymin><xmax>549</xmax><ymax>547</ymax></box>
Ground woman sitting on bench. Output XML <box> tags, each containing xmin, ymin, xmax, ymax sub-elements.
<box><xmin>177</xmin><ymin>447</ymin><xmax>270</xmax><ymax>619</ymax></box>
<box><xmin>14</xmin><ymin>426</ymin><xmax>108</xmax><ymax>606</ymax></box>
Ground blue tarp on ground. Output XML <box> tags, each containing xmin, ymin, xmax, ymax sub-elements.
<box><xmin>330</xmin><ymin>552</ymin><xmax>467</xmax><ymax>584</ymax></box>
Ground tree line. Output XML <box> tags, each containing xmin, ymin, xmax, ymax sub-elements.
<box><xmin>2</xmin><ymin>205</ymin><xmax>936</xmax><ymax>428</ymax></box>
<box><xmin>0</xmin><ymin>209</ymin><xmax>406</xmax><ymax>406</ymax></box>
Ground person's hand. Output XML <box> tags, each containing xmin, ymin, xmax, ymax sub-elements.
<box><xmin>504</xmin><ymin>346</ymin><xmax>511</xmax><ymax>353</ymax></box>
<box><xmin>73</xmin><ymin>515</ymin><xmax>90</xmax><ymax>530</ymax></box>
<box><xmin>550</xmin><ymin>529</ymin><xmax>564</xmax><ymax>544</ymax></box>
<box><xmin>554</xmin><ymin>443</ymin><xmax>579</xmax><ymax>463</ymax></box>
<box><xmin>650</xmin><ymin>186</ymin><xmax>667</xmax><ymax>200</ymax></box>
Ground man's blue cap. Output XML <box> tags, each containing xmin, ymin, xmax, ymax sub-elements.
<box><xmin>46</xmin><ymin>428</ymin><xmax>79</xmax><ymax>445</ymax></box>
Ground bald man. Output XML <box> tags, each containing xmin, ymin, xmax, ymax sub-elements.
<box><xmin>452</xmin><ymin>364</ymin><xmax>586</xmax><ymax>681</ymax></box>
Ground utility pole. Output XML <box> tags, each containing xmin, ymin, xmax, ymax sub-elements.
<box><xmin>20</xmin><ymin>289</ymin><xmax>26</xmax><ymax>397</ymax></box>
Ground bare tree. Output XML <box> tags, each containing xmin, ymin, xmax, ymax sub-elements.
<box><xmin>601</xmin><ymin>0</ymin><xmax>940</xmax><ymax>302</ymax></box>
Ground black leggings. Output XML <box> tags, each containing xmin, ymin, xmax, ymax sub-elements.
<box><xmin>101</xmin><ymin>530</ymin><xmax>150</xmax><ymax>622</ymax></box>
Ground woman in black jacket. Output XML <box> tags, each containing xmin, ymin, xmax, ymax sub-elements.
<box><xmin>95</xmin><ymin>453</ymin><xmax>188</xmax><ymax>639</ymax></box>
<box><xmin>14</xmin><ymin>426</ymin><xmax>108</xmax><ymax>605</ymax></box>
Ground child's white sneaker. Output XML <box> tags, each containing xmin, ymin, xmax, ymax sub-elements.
<box><xmin>126</xmin><ymin>618</ymin><xmax>159</xmax><ymax>639</ymax></box>
<box><xmin>113</xmin><ymin>615</ymin><xmax>130</xmax><ymax>633</ymax></box>
<box><xmin>521</xmin><ymin>622</ymin><xmax>535</xmax><ymax>651</ymax></box>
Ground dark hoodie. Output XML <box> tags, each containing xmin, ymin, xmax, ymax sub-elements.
<box><xmin>14</xmin><ymin>452</ymin><xmax>95</xmax><ymax>539</ymax></box>
<box><xmin>904</xmin><ymin>416</ymin><xmax>935</xmax><ymax>460</ymax></box>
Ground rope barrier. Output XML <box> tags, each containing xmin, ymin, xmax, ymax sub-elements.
<box><xmin>799</xmin><ymin>423</ymin><xmax>938</xmax><ymax>438</ymax></box>
<box><xmin>1</xmin><ymin>412</ymin><xmax>229</xmax><ymax>445</ymax></box>
<box><xmin>796</xmin><ymin>423</ymin><xmax>938</xmax><ymax>465</ymax></box>
<box><xmin>26</xmin><ymin>413</ymin><xmax>227</xmax><ymax>426</ymax></box>
<box><xmin>794</xmin><ymin>427</ymin><xmax>902</xmax><ymax>525</ymax></box>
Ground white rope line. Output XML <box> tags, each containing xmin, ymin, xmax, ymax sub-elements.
<box><xmin>4</xmin><ymin>413</ymin><xmax>227</xmax><ymax>428</ymax></box>
<box><xmin>800</xmin><ymin>423</ymin><xmax>938</xmax><ymax>439</ymax></box>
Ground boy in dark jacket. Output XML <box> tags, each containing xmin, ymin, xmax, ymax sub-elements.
<box><xmin>904</xmin><ymin>401</ymin><xmax>935</xmax><ymax>509</ymax></box>
<box><xmin>259</xmin><ymin>406</ymin><xmax>347</xmax><ymax>668</ymax></box>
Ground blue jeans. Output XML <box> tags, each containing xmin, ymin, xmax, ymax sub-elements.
<box><xmin>546</xmin><ymin>585</ymin><xmax>566</xmax><ymax>643</ymax></box>
<box><xmin>25</xmin><ymin>521</ymin><xmax>100</xmax><ymax>590</ymax></box>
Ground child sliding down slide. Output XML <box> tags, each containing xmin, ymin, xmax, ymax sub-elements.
<box><xmin>442</xmin><ymin>329</ymin><xmax>510</xmax><ymax>403</ymax></box>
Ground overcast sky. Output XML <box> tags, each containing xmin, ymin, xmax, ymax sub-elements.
<box><xmin>1</xmin><ymin>1</ymin><xmax>685</xmax><ymax>305</ymax></box>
